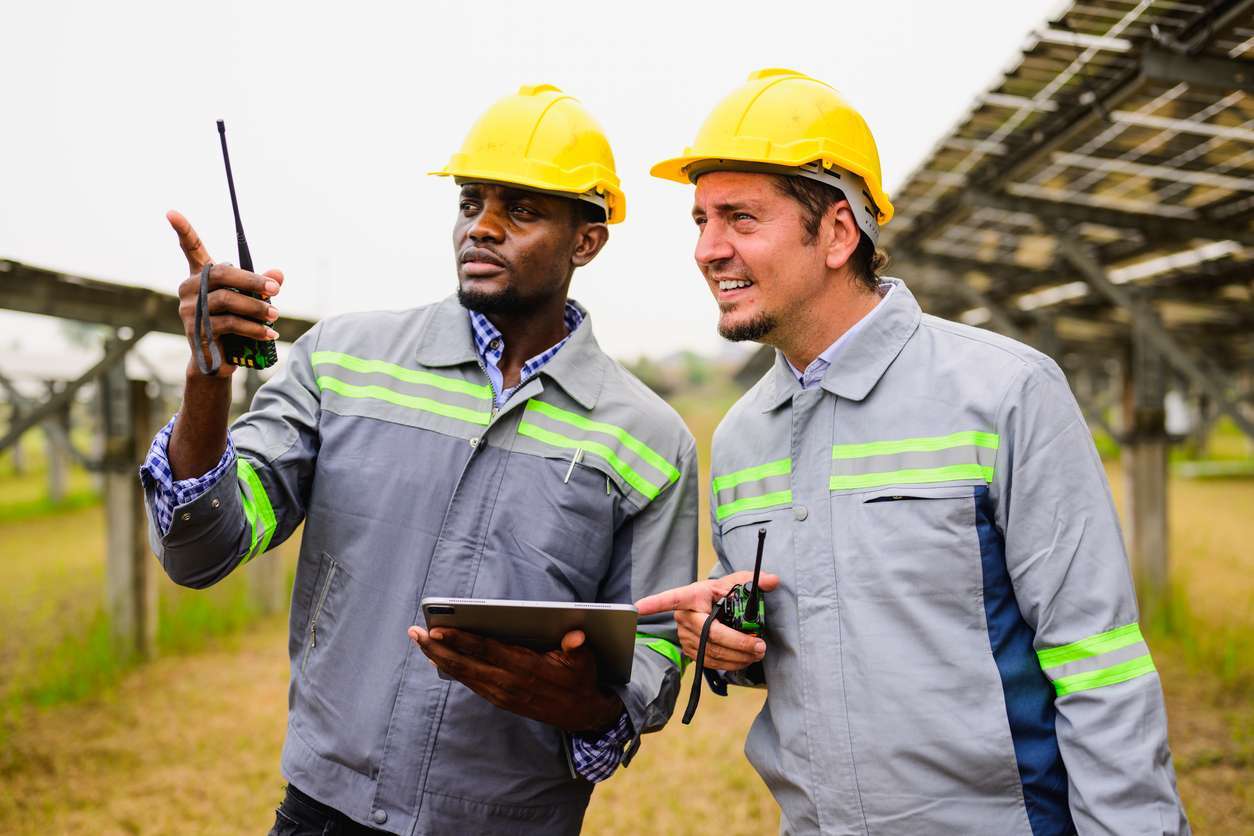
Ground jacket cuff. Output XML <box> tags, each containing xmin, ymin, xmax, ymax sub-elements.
<box><xmin>138</xmin><ymin>415</ymin><xmax>237</xmax><ymax>535</ymax></box>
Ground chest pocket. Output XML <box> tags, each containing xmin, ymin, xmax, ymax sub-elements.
<box><xmin>477</xmin><ymin>445</ymin><xmax>627</xmax><ymax>603</ymax></box>
<box><xmin>833</xmin><ymin>484</ymin><xmax>984</xmax><ymax>623</ymax></box>
<box><xmin>717</xmin><ymin>514</ymin><xmax>792</xmax><ymax>580</ymax></box>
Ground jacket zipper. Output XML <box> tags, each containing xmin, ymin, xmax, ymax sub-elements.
<box><xmin>475</xmin><ymin>356</ymin><xmax>500</xmax><ymax>424</ymax></box>
<box><xmin>302</xmin><ymin>561</ymin><xmax>338</xmax><ymax>673</ymax></box>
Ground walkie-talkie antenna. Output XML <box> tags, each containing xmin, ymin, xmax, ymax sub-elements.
<box><xmin>216</xmin><ymin>119</ymin><xmax>253</xmax><ymax>272</ymax></box>
<box><xmin>746</xmin><ymin>528</ymin><xmax>766</xmax><ymax>617</ymax></box>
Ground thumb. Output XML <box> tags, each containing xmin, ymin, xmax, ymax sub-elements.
<box><xmin>560</xmin><ymin>629</ymin><xmax>586</xmax><ymax>654</ymax></box>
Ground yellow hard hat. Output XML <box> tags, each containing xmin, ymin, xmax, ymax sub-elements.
<box><xmin>432</xmin><ymin>84</ymin><xmax>626</xmax><ymax>224</ymax></box>
<box><xmin>651</xmin><ymin>68</ymin><xmax>893</xmax><ymax>228</ymax></box>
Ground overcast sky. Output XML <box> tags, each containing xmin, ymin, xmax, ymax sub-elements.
<box><xmin>1</xmin><ymin>0</ymin><xmax>1062</xmax><ymax>374</ymax></box>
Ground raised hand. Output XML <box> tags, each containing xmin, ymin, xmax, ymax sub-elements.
<box><xmin>168</xmin><ymin>209</ymin><xmax>283</xmax><ymax>378</ymax></box>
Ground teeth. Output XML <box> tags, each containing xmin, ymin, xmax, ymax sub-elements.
<box><xmin>719</xmin><ymin>280</ymin><xmax>752</xmax><ymax>290</ymax></box>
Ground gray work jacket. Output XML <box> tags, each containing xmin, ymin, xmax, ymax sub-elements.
<box><xmin>710</xmin><ymin>279</ymin><xmax>1188</xmax><ymax>835</ymax></box>
<box><xmin>146</xmin><ymin>296</ymin><xmax>697</xmax><ymax>835</ymax></box>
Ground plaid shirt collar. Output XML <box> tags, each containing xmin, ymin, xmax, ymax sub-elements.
<box><xmin>467</xmin><ymin>301</ymin><xmax>585</xmax><ymax>398</ymax></box>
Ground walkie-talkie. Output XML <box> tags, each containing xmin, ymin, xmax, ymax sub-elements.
<box><xmin>215</xmin><ymin>119</ymin><xmax>277</xmax><ymax>370</ymax></box>
<box><xmin>682</xmin><ymin>527</ymin><xmax>768</xmax><ymax>724</ymax></box>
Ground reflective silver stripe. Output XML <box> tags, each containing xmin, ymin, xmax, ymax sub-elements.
<box><xmin>832</xmin><ymin>444</ymin><xmax>997</xmax><ymax>477</ymax></box>
<box><xmin>715</xmin><ymin>472</ymin><xmax>791</xmax><ymax>508</ymax></box>
<box><xmin>1041</xmin><ymin>640</ymin><xmax>1151</xmax><ymax>682</ymax></box>
<box><xmin>311</xmin><ymin>359</ymin><xmax>493</xmax><ymax>415</ymax></box>
<box><xmin>518</xmin><ymin>404</ymin><xmax>676</xmax><ymax>500</ymax></box>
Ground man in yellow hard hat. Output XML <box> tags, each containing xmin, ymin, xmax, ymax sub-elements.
<box><xmin>141</xmin><ymin>84</ymin><xmax>696</xmax><ymax>834</ymax></box>
<box><xmin>638</xmin><ymin>68</ymin><xmax>1187</xmax><ymax>834</ymax></box>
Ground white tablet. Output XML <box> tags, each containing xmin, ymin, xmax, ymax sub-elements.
<box><xmin>420</xmin><ymin>598</ymin><xmax>638</xmax><ymax>685</ymax></box>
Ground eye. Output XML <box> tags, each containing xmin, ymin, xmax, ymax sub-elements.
<box><xmin>459</xmin><ymin>200</ymin><xmax>479</xmax><ymax>214</ymax></box>
<box><xmin>510</xmin><ymin>204</ymin><xmax>537</xmax><ymax>218</ymax></box>
<box><xmin>733</xmin><ymin>212</ymin><xmax>755</xmax><ymax>223</ymax></box>
<box><xmin>693</xmin><ymin>216</ymin><xmax>707</xmax><ymax>227</ymax></box>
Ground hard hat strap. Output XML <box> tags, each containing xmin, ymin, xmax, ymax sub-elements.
<box><xmin>686</xmin><ymin>160</ymin><xmax>880</xmax><ymax>246</ymax></box>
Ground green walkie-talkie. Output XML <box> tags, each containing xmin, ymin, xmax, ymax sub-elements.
<box><xmin>216</xmin><ymin>120</ymin><xmax>277</xmax><ymax>370</ymax></box>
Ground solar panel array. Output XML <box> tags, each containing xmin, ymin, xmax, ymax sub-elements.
<box><xmin>883</xmin><ymin>0</ymin><xmax>1254</xmax><ymax>372</ymax></box>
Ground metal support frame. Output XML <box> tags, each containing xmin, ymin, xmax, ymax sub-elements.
<box><xmin>101</xmin><ymin>371</ymin><xmax>158</xmax><ymax>659</ymax></box>
<box><xmin>1052</xmin><ymin>226</ymin><xmax>1254</xmax><ymax>439</ymax></box>
<box><xmin>0</xmin><ymin>372</ymin><xmax>104</xmax><ymax>472</ymax></box>
<box><xmin>1123</xmin><ymin>325</ymin><xmax>1170</xmax><ymax>617</ymax></box>
<box><xmin>1141</xmin><ymin>44</ymin><xmax>1254</xmax><ymax>93</ymax></box>
<box><xmin>964</xmin><ymin>189</ymin><xmax>1254</xmax><ymax>248</ymax></box>
<box><xmin>0</xmin><ymin>328</ymin><xmax>148</xmax><ymax>453</ymax></box>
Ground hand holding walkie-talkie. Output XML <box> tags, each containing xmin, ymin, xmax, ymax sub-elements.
<box><xmin>681</xmin><ymin>528</ymin><xmax>769</xmax><ymax>723</ymax></box>
<box><xmin>634</xmin><ymin>528</ymin><xmax>781</xmax><ymax>724</ymax></box>
<box><xmin>168</xmin><ymin>119</ymin><xmax>282</xmax><ymax>378</ymax></box>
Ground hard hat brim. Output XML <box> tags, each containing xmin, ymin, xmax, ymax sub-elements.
<box><xmin>430</xmin><ymin>165</ymin><xmax>625</xmax><ymax>224</ymax></box>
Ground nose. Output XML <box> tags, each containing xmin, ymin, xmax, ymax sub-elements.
<box><xmin>468</xmin><ymin>205</ymin><xmax>505</xmax><ymax>244</ymax></box>
<box><xmin>695</xmin><ymin>219</ymin><xmax>734</xmax><ymax>268</ymax></box>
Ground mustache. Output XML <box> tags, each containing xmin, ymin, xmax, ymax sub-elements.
<box><xmin>459</xmin><ymin>247</ymin><xmax>508</xmax><ymax>268</ymax></box>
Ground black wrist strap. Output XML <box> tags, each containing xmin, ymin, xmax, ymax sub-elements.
<box><xmin>193</xmin><ymin>262</ymin><xmax>222</xmax><ymax>376</ymax></box>
<box><xmin>681</xmin><ymin>602</ymin><xmax>724</xmax><ymax>725</ymax></box>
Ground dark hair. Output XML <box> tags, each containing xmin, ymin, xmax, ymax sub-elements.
<box><xmin>770</xmin><ymin>174</ymin><xmax>888</xmax><ymax>291</ymax></box>
<box><xmin>575</xmin><ymin>199</ymin><xmax>606</xmax><ymax>225</ymax></box>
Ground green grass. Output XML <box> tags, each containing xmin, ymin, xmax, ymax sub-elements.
<box><xmin>3</xmin><ymin>563</ymin><xmax>292</xmax><ymax>713</ymax></box>
<box><xmin>0</xmin><ymin>488</ymin><xmax>101</xmax><ymax>523</ymax></box>
<box><xmin>1142</xmin><ymin>577</ymin><xmax>1253</xmax><ymax>693</ymax></box>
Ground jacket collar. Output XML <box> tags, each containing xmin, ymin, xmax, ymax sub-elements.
<box><xmin>759</xmin><ymin>277</ymin><xmax>921</xmax><ymax>411</ymax></box>
<box><xmin>414</xmin><ymin>295</ymin><xmax>606</xmax><ymax>410</ymax></box>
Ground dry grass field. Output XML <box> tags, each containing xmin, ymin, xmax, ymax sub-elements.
<box><xmin>0</xmin><ymin>396</ymin><xmax>1250</xmax><ymax>834</ymax></box>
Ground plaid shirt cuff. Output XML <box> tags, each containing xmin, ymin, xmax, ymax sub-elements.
<box><xmin>137</xmin><ymin>415</ymin><xmax>237</xmax><ymax>536</ymax></box>
<box><xmin>570</xmin><ymin>710</ymin><xmax>634</xmax><ymax>783</ymax></box>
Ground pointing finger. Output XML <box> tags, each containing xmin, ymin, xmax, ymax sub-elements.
<box><xmin>167</xmin><ymin>210</ymin><xmax>213</xmax><ymax>272</ymax></box>
<box><xmin>636</xmin><ymin>581</ymin><xmax>716</xmax><ymax>616</ymax></box>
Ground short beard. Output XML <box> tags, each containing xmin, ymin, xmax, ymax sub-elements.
<box><xmin>457</xmin><ymin>283</ymin><xmax>532</xmax><ymax>317</ymax></box>
<box><xmin>718</xmin><ymin>311</ymin><xmax>777</xmax><ymax>343</ymax></box>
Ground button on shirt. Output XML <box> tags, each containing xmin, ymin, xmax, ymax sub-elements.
<box><xmin>137</xmin><ymin>296</ymin><xmax>631</xmax><ymax>782</ymax></box>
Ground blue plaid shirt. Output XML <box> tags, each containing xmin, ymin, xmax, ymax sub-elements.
<box><xmin>469</xmin><ymin>301</ymin><xmax>584</xmax><ymax>407</ymax></box>
<box><xmin>138</xmin><ymin>298</ymin><xmax>633</xmax><ymax>782</ymax></box>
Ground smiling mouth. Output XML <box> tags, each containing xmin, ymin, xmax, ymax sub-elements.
<box><xmin>717</xmin><ymin>278</ymin><xmax>754</xmax><ymax>291</ymax></box>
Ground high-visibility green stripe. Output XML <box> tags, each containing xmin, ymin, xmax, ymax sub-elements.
<box><xmin>828</xmin><ymin>464</ymin><xmax>993</xmax><ymax>491</ymax></box>
<box><xmin>525</xmin><ymin>400</ymin><xmax>679</xmax><ymax>485</ymax></box>
<box><xmin>236</xmin><ymin>457</ymin><xmax>276</xmax><ymax>563</ymax></box>
<box><xmin>518</xmin><ymin>421</ymin><xmax>663</xmax><ymax>500</ymax></box>
<box><xmin>637</xmin><ymin>632</ymin><xmax>686</xmax><ymax>670</ymax></box>
<box><xmin>1037</xmin><ymin>623</ymin><xmax>1144</xmax><ymax>669</ymax></box>
<box><xmin>311</xmin><ymin>351</ymin><xmax>493</xmax><ymax>400</ymax></box>
<box><xmin>831</xmin><ymin>431</ymin><xmax>1000</xmax><ymax>460</ymax></box>
<box><xmin>712</xmin><ymin>458</ymin><xmax>791</xmax><ymax>493</ymax></box>
<box><xmin>317</xmin><ymin>376</ymin><xmax>491</xmax><ymax>426</ymax></box>
<box><xmin>1052</xmin><ymin>654</ymin><xmax>1156</xmax><ymax>697</ymax></box>
<box><xmin>716</xmin><ymin>490</ymin><xmax>793</xmax><ymax>522</ymax></box>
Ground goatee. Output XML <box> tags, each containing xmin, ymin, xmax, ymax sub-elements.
<box><xmin>457</xmin><ymin>284</ymin><xmax>531</xmax><ymax>316</ymax></box>
<box><xmin>718</xmin><ymin>311</ymin><xmax>776</xmax><ymax>343</ymax></box>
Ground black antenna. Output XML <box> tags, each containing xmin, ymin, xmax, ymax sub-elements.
<box><xmin>746</xmin><ymin>528</ymin><xmax>766</xmax><ymax>616</ymax></box>
<box><xmin>216</xmin><ymin>120</ymin><xmax>253</xmax><ymax>272</ymax></box>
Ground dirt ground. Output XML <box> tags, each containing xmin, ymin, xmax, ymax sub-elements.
<box><xmin>0</xmin><ymin>617</ymin><xmax>1246</xmax><ymax>835</ymax></box>
<box><xmin>0</xmin><ymin>415</ymin><xmax>1250</xmax><ymax>833</ymax></box>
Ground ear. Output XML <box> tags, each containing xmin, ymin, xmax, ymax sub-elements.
<box><xmin>571</xmin><ymin>223</ymin><xmax>610</xmax><ymax>268</ymax></box>
<box><xmin>822</xmin><ymin>201</ymin><xmax>861</xmax><ymax>272</ymax></box>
